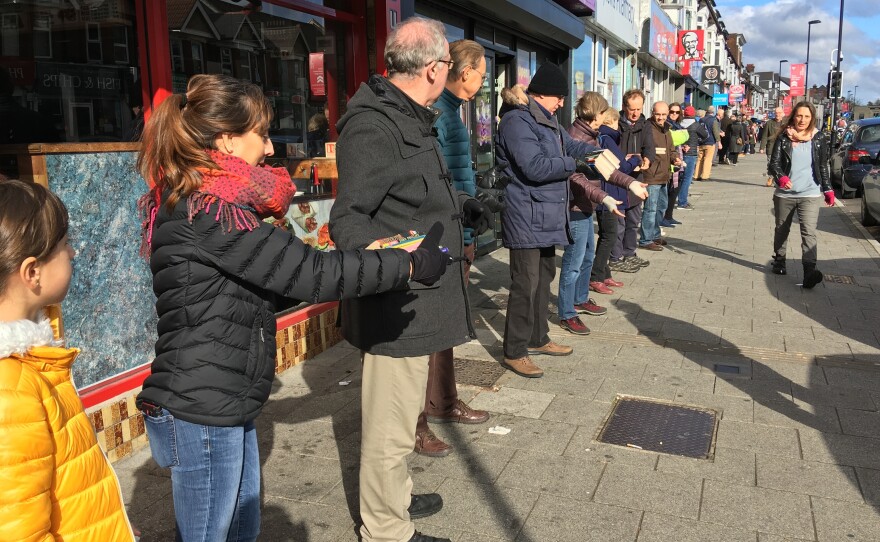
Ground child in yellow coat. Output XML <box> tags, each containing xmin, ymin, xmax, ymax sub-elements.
<box><xmin>0</xmin><ymin>180</ymin><xmax>136</xmax><ymax>542</ymax></box>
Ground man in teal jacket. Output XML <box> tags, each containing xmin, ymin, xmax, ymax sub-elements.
<box><xmin>413</xmin><ymin>39</ymin><xmax>491</xmax><ymax>458</ymax></box>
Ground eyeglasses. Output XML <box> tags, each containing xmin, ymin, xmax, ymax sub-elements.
<box><xmin>434</xmin><ymin>58</ymin><xmax>455</xmax><ymax>70</ymax></box>
<box><xmin>471</xmin><ymin>68</ymin><xmax>488</xmax><ymax>83</ymax></box>
<box><xmin>669</xmin><ymin>110</ymin><xmax>681</xmax><ymax>114</ymax></box>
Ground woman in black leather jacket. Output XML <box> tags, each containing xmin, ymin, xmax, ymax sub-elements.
<box><xmin>768</xmin><ymin>100</ymin><xmax>833</xmax><ymax>288</ymax></box>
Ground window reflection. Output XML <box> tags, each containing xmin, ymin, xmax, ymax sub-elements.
<box><xmin>167</xmin><ymin>0</ymin><xmax>344</xmax><ymax>162</ymax></box>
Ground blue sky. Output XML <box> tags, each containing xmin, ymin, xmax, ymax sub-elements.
<box><xmin>715</xmin><ymin>0</ymin><xmax>880</xmax><ymax>103</ymax></box>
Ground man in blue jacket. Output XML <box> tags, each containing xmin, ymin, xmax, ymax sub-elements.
<box><xmin>495</xmin><ymin>62</ymin><xmax>600</xmax><ymax>378</ymax></box>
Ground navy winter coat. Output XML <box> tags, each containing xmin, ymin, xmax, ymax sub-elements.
<box><xmin>701</xmin><ymin>114</ymin><xmax>718</xmax><ymax>145</ymax></box>
<box><xmin>495</xmin><ymin>94</ymin><xmax>599</xmax><ymax>249</ymax></box>
<box><xmin>435</xmin><ymin>88</ymin><xmax>477</xmax><ymax>246</ymax></box>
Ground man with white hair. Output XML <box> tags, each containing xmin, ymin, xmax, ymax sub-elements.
<box><xmin>331</xmin><ymin>17</ymin><xmax>490</xmax><ymax>542</ymax></box>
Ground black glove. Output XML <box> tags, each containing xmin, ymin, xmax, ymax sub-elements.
<box><xmin>409</xmin><ymin>222</ymin><xmax>450</xmax><ymax>286</ymax></box>
<box><xmin>575</xmin><ymin>156</ymin><xmax>598</xmax><ymax>176</ymax></box>
<box><xmin>476</xmin><ymin>165</ymin><xmax>512</xmax><ymax>191</ymax></box>
<box><xmin>475</xmin><ymin>186</ymin><xmax>506</xmax><ymax>213</ymax></box>
<box><xmin>462</xmin><ymin>198</ymin><xmax>492</xmax><ymax>235</ymax></box>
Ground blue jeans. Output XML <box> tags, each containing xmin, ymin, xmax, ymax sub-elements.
<box><xmin>678</xmin><ymin>154</ymin><xmax>698</xmax><ymax>206</ymax></box>
<box><xmin>558</xmin><ymin>215</ymin><xmax>595</xmax><ymax>319</ymax></box>
<box><xmin>640</xmin><ymin>184</ymin><xmax>665</xmax><ymax>245</ymax></box>
<box><xmin>145</xmin><ymin>409</ymin><xmax>260</xmax><ymax>542</ymax></box>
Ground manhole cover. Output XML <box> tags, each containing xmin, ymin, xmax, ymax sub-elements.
<box><xmin>824</xmin><ymin>274</ymin><xmax>855</xmax><ymax>284</ymax></box>
<box><xmin>596</xmin><ymin>396</ymin><xmax>718</xmax><ymax>459</ymax></box>
<box><xmin>454</xmin><ymin>357</ymin><xmax>507</xmax><ymax>388</ymax></box>
<box><xmin>713</xmin><ymin>363</ymin><xmax>741</xmax><ymax>374</ymax></box>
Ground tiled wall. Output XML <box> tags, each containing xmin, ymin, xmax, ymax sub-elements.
<box><xmin>87</xmin><ymin>306</ymin><xmax>342</xmax><ymax>463</ymax></box>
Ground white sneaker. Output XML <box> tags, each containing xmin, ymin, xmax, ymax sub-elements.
<box><xmin>660</xmin><ymin>228</ymin><xmax>668</xmax><ymax>237</ymax></box>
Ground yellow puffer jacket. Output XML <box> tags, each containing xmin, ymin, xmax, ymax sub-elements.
<box><xmin>0</xmin><ymin>319</ymin><xmax>135</xmax><ymax>542</ymax></box>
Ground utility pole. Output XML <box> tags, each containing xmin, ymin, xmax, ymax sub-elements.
<box><xmin>830</xmin><ymin>0</ymin><xmax>844</xmax><ymax>143</ymax></box>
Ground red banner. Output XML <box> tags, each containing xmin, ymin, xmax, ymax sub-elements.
<box><xmin>783</xmin><ymin>95</ymin><xmax>793</xmax><ymax>115</ymax></box>
<box><xmin>676</xmin><ymin>30</ymin><xmax>704</xmax><ymax>62</ymax></box>
<box><xmin>789</xmin><ymin>63</ymin><xmax>805</xmax><ymax>97</ymax></box>
<box><xmin>309</xmin><ymin>53</ymin><xmax>326</xmax><ymax>97</ymax></box>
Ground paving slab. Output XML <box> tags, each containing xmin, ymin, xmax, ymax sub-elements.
<box><xmin>673</xmin><ymin>389</ymin><xmax>754</xmax><ymax>422</ymax></box>
<box><xmin>714</xmin><ymin>419</ymin><xmax>802</xmax><ymax>459</ymax></box>
<box><xmin>494</xmin><ymin>448</ymin><xmax>605</xmax><ymax>501</ymax></box>
<box><xmin>751</xmin><ymin>398</ymin><xmax>842</xmax><ymax>434</ymax></box>
<box><xmin>636</xmin><ymin>513</ymin><xmax>757</xmax><ymax>542</ymax></box>
<box><xmin>856</xmin><ymin>467</ymin><xmax>880</xmax><ymax>505</ymax></box>
<box><xmin>466</xmin><ymin>387</ymin><xmax>554</xmax><ymax>419</ymax></box>
<box><xmin>700</xmin><ymin>479</ymin><xmax>815</xmax><ymax>540</ymax></box>
<box><xmin>473</xmin><ymin>414</ymin><xmax>577</xmax><ymax>455</ymax></box>
<box><xmin>656</xmin><ymin>446</ymin><xmax>756</xmax><ymax>486</ymax></box>
<box><xmin>811</xmin><ymin>496</ymin><xmax>880</xmax><ymax>542</ymax></box>
<box><xmin>593</xmin><ymin>462</ymin><xmax>703</xmax><ymax>519</ymax></box>
<box><xmin>799</xmin><ymin>429</ymin><xmax>880</xmax><ymax>470</ymax></box>
<box><xmin>756</xmin><ymin>454</ymin><xmax>864</xmax><ymax>503</ymax></box>
<box><xmin>516</xmin><ymin>494</ymin><xmax>641</xmax><ymax>542</ymax></box>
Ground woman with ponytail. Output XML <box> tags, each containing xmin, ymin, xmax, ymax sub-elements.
<box><xmin>135</xmin><ymin>74</ymin><xmax>448</xmax><ymax>542</ymax></box>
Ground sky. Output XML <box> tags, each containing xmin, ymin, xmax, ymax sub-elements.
<box><xmin>715</xmin><ymin>0</ymin><xmax>880</xmax><ymax>104</ymax></box>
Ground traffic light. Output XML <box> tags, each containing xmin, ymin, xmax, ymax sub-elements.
<box><xmin>830</xmin><ymin>71</ymin><xmax>842</xmax><ymax>98</ymax></box>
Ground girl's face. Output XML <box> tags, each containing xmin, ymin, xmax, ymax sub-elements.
<box><xmin>38</xmin><ymin>236</ymin><xmax>75</xmax><ymax>307</ymax></box>
<box><xmin>233</xmin><ymin>129</ymin><xmax>274</xmax><ymax>166</ymax></box>
<box><xmin>793</xmin><ymin>107</ymin><xmax>813</xmax><ymax>132</ymax></box>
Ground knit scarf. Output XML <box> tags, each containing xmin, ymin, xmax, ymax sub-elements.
<box><xmin>139</xmin><ymin>150</ymin><xmax>294</xmax><ymax>256</ymax></box>
<box><xmin>785</xmin><ymin>126</ymin><xmax>818</xmax><ymax>146</ymax></box>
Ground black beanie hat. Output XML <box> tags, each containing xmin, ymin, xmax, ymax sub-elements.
<box><xmin>527</xmin><ymin>63</ymin><xmax>568</xmax><ymax>97</ymax></box>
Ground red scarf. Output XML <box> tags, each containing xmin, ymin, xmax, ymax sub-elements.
<box><xmin>139</xmin><ymin>150</ymin><xmax>294</xmax><ymax>256</ymax></box>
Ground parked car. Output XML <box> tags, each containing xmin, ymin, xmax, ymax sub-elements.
<box><xmin>861</xmin><ymin>150</ymin><xmax>880</xmax><ymax>227</ymax></box>
<box><xmin>830</xmin><ymin>117</ymin><xmax>880</xmax><ymax>198</ymax></box>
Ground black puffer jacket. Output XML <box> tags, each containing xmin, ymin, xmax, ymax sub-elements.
<box><xmin>768</xmin><ymin>130</ymin><xmax>832</xmax><ymax>192</ymax></box>
<box><xmin>138</xmin><ymin>196</ymin><xmax>412</xmax><ymax>426</ymax></box>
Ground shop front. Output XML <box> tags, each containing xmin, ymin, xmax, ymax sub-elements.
<box><xmin>637</xmin><ymin>0</ymin><xmax>679</xmax><ymax>106</ymax></box>
<box><xmin>0</xmin><ymin>0</ymin><xmax>374</xmax><ymax>463</ymax></box>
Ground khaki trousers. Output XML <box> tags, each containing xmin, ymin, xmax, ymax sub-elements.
<box><xmin>359</xmin><ymin>352</ymin><xmax>430</xmax><ymax>542</ymax></box>
<box><xmin>696</xmin><ymin>144</ymin><xmax>716</xmax><ymax>180</ymax></box>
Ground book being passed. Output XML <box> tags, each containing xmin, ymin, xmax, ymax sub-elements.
<box><xmin>367</xmin><ymin>231</ymin><xmax>425</xmax><ymax>252</ymax></box>
<box><xmin>580</xmin><ymin>149</ymin><xmax>621</xmax><ymax>181</ymax></box>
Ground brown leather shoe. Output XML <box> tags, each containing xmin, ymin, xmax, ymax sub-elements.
<box><xmin>640</xmin><ymin>242</ymin><xmax>663</xmax><ymax>251</ymax></box>
<box><xmin>527</xmin><ymin>341</ymin><xmax>573</xmax><ymax>357</ymax></box>
<box><xmin>500</xmin><ymin>356</ymin><xmax>544</xmax><ymax>378</ymax></box>
<box><xmin>414</xmin><ymin>428</ymin><xmax>453</xmax><ymax>457</ymax></box>
<box><xmin>427</xmin><ymin>399</ymin><xmax>490</xmax><ymax>424</ymax></box>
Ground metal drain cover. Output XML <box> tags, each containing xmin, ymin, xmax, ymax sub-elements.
<box><xmin>453</xmin><ymin>357</ymin><xmax>507</xmax><ymax>388</ymax></box>
<box><xmin>824</xmin><ymin>274</ymin><xmax>855</xmax><ymax>284</ymax></box>
<box><xmin>597</xmin><ymin>396</ymin><xmax>718</xmax><ymax>459</ymax></box>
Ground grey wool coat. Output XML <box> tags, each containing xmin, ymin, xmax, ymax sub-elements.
<box><xmin>329</xmin><ymin>75</ymin><xmax>475</xmax><ymax>357</ymax></box>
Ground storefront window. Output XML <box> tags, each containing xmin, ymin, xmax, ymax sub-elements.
<box><xmin>0</xmin><ymin>1</ymin><xmax>142</xmax><ymax>149</ymax></box>
<box><xmin>165</xmin><ymin>1</ymin><xmax>347</xmax><ymax>162</ymax></box>
<box><xmin>571</xmin><ymin>33</ymin><xmax>593</xmax><ymax>109</ymax></box>
<box><xmin>608</xmin><ymin>47</ymin><xmax>624</xmax><ymax>108</ymax></box>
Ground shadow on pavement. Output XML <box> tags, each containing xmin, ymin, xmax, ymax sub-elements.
<box><xmin>614</xmin><ymin>298</ymin><xmax>880</xmax><ymax>516</ymax></box>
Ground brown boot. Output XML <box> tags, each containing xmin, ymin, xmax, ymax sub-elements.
<box><xmin>500</xmin><ymin>356</ymin><xmax>544</xmax><ymax>378</ymax></box>
<box><xmin>414</xmin><ymin>428</ymin><xmax>453</xmax><ymax>457</ymax></box>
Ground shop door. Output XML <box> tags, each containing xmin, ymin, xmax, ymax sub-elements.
<box><xmin>474</xmin><ymin>51</ymin><xmax>513</xmax><ymax>255</ymax></box>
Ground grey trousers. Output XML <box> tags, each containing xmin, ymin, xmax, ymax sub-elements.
<box><xmin>773</xmin><ymin>195</ymin><xmax>821</xmax><ymax>267</ymax></box>
<box><xmin>611</xmin><ymin>204</ymin><xmax>643</xmax><ymax>261</ymax></box>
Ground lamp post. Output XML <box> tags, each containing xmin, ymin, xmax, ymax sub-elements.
<box><xmin>778</xmin><ymin>59</ymin><xmax>789</xmax><ymax>108</ymax></box>
<box><xmin>831</xmin><ymin>0</ymin><xmax>844</xmax><ymax>144</ymax></box>
<box><xmin>805</xmin><ymin>19</ymin><xmax>821</xmax><ymax>101</ymax></box>
<box><xmin>854</xmin><ymin>85</ymin><xmax>858</xmax><ymax>103</ymax></box>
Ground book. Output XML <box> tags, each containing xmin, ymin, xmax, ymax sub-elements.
<box><xmin>581</xmin><ymin>148</ymin><xmax>621</xmax><ymax>180</ymax></box>
<box><xmin>368</xmin><ymin>230</ymin><xmax>425</xmax><ymax>252</ymax></box>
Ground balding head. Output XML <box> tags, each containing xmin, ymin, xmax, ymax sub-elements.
<box><xmin>774</xmin><ymin>106</ymin><xmax>784</xmax><ymax>120</ymax></box>
<box><xmin>652</xmin><ymin>101</ymin><xmax>669</xmax><ymax>125</ymax></box>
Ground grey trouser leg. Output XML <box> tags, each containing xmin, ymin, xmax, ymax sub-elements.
<box><xmin>774</xmin><ymin>196</ymin><xmax>821</xmax><ymax>266</ymax></box>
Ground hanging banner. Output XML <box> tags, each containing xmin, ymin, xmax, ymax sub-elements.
<box><xmin>729</xmin><ymin>83</ymin><xmax>745</xmax><ymax>103</ymax></box>
<box><xmin>702</xmin><ymin>65</ymin><xmax>721</xmax><ymax>85</ymax></box>
<box><xmin>783</xmin><ymin>95</ymin><xmax>793</xmax><ymax>115</ymax></box>
<box><xmin>649</xmin><ymin>0</ymin><xmax>677</xmax><ymax>69</ymax></box>
<box><xmin>712</xmin><ymin>93</ymin><xmax>728</xmax><ymax>106</ymax></box>
<box><xmin>676</xmin><ymin>30</ymin><xmax>705</xmax><ymax>62</ymax></box>
<box><xmin>308</xmin><ymin>53</ymin><xmax>326</xmax><ymax>97</ymax></box>
<box><xmin>789</xmin><ymin>63</ymin><xmax>805</xmax><ymax>97</ymax></box>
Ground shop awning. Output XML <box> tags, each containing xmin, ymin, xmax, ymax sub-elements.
<box><xmin>445</xmin><ymin>0</ymin><xmax>586</xmax><ymax>49</ymax></box>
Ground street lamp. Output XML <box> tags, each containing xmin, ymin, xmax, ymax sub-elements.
<box><xmin>805</xmin><ymin>20</ymin><xmax>821</xmax><ymax>100</ymax></box>
<box><xmin>854</xmin><ymin>85</ymin><xmax>859</xmax><ymax>103</ymax></box>
<box><xmin>778</xmin><ymin>59</ymin><xmax>789</xmax><ymax>107</ymax></box>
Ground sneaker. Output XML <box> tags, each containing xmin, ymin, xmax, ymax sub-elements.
<box><xmin>678</xmin><ymin>203</ymin><xmax>695</xmax><ymax>210</ymax></box>
<box><xmin>771</xmin><ymin>256</ymin><xmax>786</xmax><ymax>275</ymax></box>
<box><xmin>625</xmin><ymin>255</ymin><xmax>650</xmax><ymax>267</ymax></box>
<box><xmin>668</xmin><ymin>218</ymin><xmax>683</xmax><ymax>225</ymax></box>
<box><xmin>559</xmin><ymin>316</ymin><xmax>591</xmax><ymax>335</ymax></box>
<box><xmin>575</xmin><ymin>298</ymin><xmax>607</xmax><ymax>316</ymax></box>
<box><xmin>659</xmin><ymin>219</ymin><xmax>676</xmax><ymax>228</ymax></box>
<box><xmin>589</xmin><ymin>280</ymin><xmax>614</xmax><ymax>294</ymax></box>
<box><xmin>527</xmin><ymin>341</ymin><xmax>573</xmax><ymax>356</ymax></box>
<box><xmin>501</xmin><ymin>355</ymin><xmax>544</xmax><ymax>377</ymax></box>
<box><xmin>609</xmin><ymin>259</ymin><xmax>638</xmax><ymax>273</ymax></box>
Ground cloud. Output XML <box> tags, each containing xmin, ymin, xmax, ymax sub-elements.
<box><xmin>716</xmin><ymin>0</ymin><xmax>880</xmax><ymax>103</ymax></box>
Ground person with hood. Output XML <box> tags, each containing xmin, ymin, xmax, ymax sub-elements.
<box><xmin>614</xmin><ymin>89</ymin><xmax>657</xmax><ymax>268</ymax></box>
<box><xmin>640</xmin><ymin>101</ymin><xmax>680</xmax><ymax>251</ymax></box>
<box><xmin>695</xmin><ymin>106</ymin><xmax>719</xmax><ymax>180</ymax></box>
<box><xmin>727</xmin><ymin>112</ymin><xmax>746</xmax><ymax>165</ymax></box>
<box><xmin>330</xmin><ymin>17</ymin><xmax>492</xmax><ymax>542</ymax></box>
<box><xmin>413</xmin><ymin>38</ymin><xmax>491</xmax><ymax>459</ymax></box>
<box><xmin>768</xmin><ymin>101</ymin><xmax>833</xmax><ymax>289</ymax></box>
<box><xmin>719</xmin><ymin>108</ymin><xmax>734</xmax><ymax>164</ymax></box>
<box><xmin>495</xmin><ymin>63</ymin><xmax>601</xmax><ymax>378</ymax></box>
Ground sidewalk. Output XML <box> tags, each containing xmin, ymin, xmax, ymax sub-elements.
<box><xmin>115</xmin><ymin>153</ymin><xmax>880</xmax><ymax>542</ymax></box>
